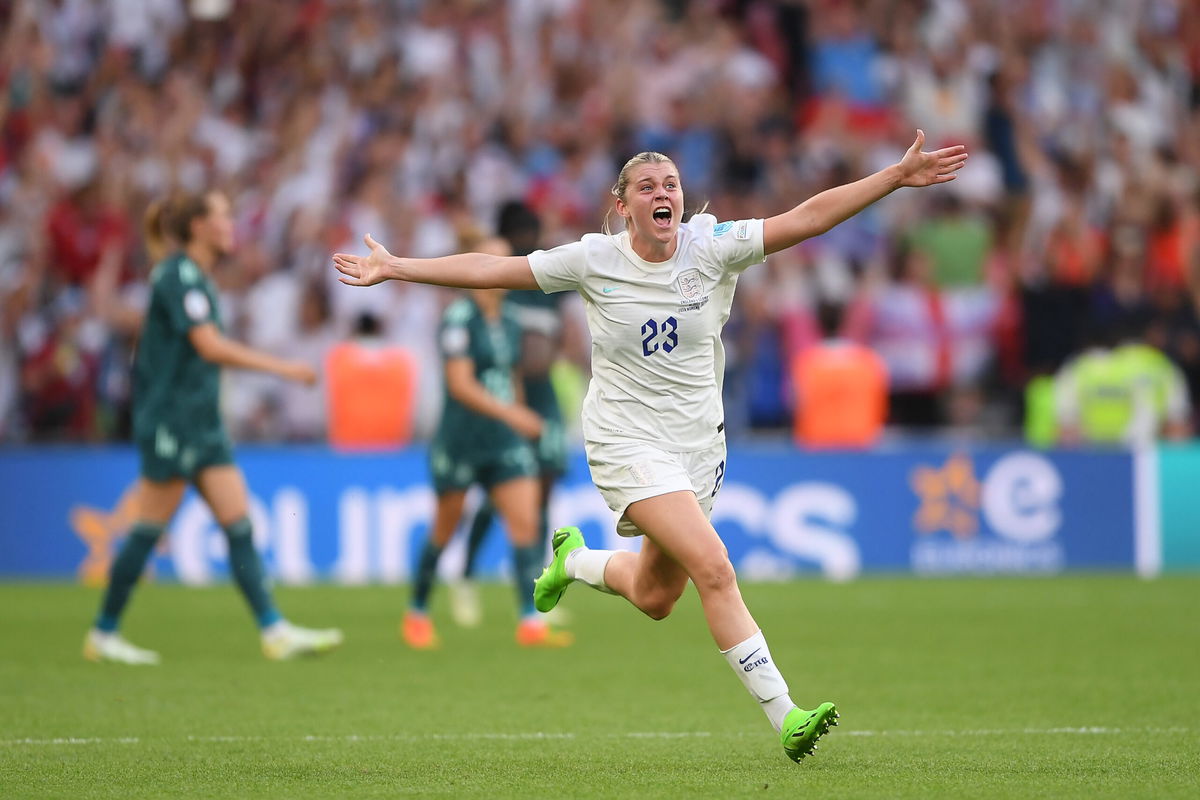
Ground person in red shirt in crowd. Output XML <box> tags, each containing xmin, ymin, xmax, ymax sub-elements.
<box><xmin>44</xmin><ymin>178</ymin><xmax>131</xmax><ymax>287</ymax></box>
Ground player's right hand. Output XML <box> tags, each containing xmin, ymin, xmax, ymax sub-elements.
<box><xmin>285</xmin><ymin>362</ymin><xmax>318</xmax><ymax>386</ymax></box>
<box><xmin>506</xmin><ymin>405</ymin><xmax>544</xmax><ymax>439</ymax></box>
<box><xmin>333</xmin><ymin>233</ymin><xmax>394</xmax><ymax>287</ymax></box>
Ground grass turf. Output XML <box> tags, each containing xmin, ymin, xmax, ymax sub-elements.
<box><xmin>1</xmin><ymin>577</ymin><xmax>1197</xmax><ymax>798</ymax></box>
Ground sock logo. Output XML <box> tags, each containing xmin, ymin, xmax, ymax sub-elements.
<box><xmin>737</xmin><ymin>648</ymin><xmax>762</xmax><ymax>665</ymax></box>
<box><xmin>742</xmin><ymin>655</ymin><xmax>770</xmax><ymax>673</ymax></box>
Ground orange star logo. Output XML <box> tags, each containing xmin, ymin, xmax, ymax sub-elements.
<box><xmin>69</xmin><ymin>482</ymin><xmax>141</xmax><ymax>587</ymax></box>
<box><xmin>910</xmin><ymin>453</ymin><xmax>981</xmax><ymax>539</ymax></box>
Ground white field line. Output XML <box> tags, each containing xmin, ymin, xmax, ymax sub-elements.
<box><xmin>1</xmin><ymin>728</ymin><xmax>1190</xmax><ymax>747</ymax></box>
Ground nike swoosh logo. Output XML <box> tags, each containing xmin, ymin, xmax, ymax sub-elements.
<box><xmin>602</xmin><ymin>286</ymin><xmax>617</xmax><ymax>294</ymax></box>
<box><xmin>738</xmin><ymin>648</ymin><xmax>762</xmax><ymax>665</ymax></box>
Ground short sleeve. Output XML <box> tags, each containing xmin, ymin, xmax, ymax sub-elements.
<box><xmin>159</xmin><ymin>260</ymin><xmax>216</xmax><ymax>334</ymax></box>
<box><xmin>708</xmin><ymin>218</ymin><xmax>765</xmax><ymax>275</ymax></box>
<box><xmin>439</xmin><ymin>300</ymin><xmax>473</xmax><ymax>359</ymax></box>
<box><xmin>528</xmin><ymin>240</ymin><xmax>587</xmax><ymax>294</ymax></box>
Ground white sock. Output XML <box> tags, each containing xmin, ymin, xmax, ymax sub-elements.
<box><xmin>565</xmin><ymin>548</ymin><xmax>618</xmax><ymax>594</ymax></box>
<box><xmin>721</xmin><ymin>629</ymin><xmax>796</xmax><ymax>732</ymax></box>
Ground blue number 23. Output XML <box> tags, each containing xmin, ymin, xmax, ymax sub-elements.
<box><xmin>641</xmin><ymin>316</ymin><xmax>679</xmax><ymax>357</ymax></box>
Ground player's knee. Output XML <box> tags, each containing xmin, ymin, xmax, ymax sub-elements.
<box><xmin>690</xmin><ymin>553</ymin><xmax>737</xmax><ymax>596</ymax></box>
<box><xmin>640</xmin><ymin>590</ymin><xmax>678</xmax><ymax>621</ymax></box>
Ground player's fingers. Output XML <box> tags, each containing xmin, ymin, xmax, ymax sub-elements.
<box><xmin>337</xmin><ymin>275</ymin><xmax>366</xmax><ymax>286</ymax></box>
<box><xmin>939</xmin><ymin>161</ymin><xmax>966</xmax><ymax>175</ymax></box>
<box><xmin>933</xmin><ymin>173</ymin><xmax>957</xmax><ymax>183</ymax></box>
<box><xmin>364</xmin><ymin>232</ymin><xmax>380</xmax><ymax>251</ymax></box>
<box><xmin>933</xmin><ymin>145</ymin><xmax>967</xmax><ymax>158</ymax></box>
<box><xmin>333</xmin><ymin>259</ymin><xmax>360</xmax><ymax>277</ymax></box>
<box><xmin>940</xmin><ymin>152</ymin><xmax>969</xmax><ymax>167</ymax></box>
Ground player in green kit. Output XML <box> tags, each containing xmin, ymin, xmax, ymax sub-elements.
<box><xmin>403</xmin><ymin>234</ymin><xmax>572</xmax><ymax>650</ymax></box>
<box><xmin>83</xmin><ymin>191</ymin><xmax>343</xmax><ymax>664</ymax></box>
<box><xmin>450</xmin><ymin>203</ymin><xmax>572</xmax><ymax>628</ymax></box>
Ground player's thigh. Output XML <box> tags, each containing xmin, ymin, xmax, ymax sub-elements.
<box><xmin>193</xmin><ymin>463</ymin><xmax>250</xmax><ymax>527</ymax></box>
<box><xmin>136</xmin><ymin>477</ymin><xmax>188</xmax><ymax>525</ymax></box>
<box><xmin>429</xmin><ymin>490</ymin><xmax>468</xmax><ymax>547</ymax></box>
<box><xmin>624</xmin><ymin>490</ymin><xmax>730</xmax><ymax>587</ymax></box>
<box><xmin>488</xmin><ymin>476</ymin><xmax>540</xmax><ymax>547</ymax></box>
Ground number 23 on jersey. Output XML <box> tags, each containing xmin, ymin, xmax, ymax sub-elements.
<box><xmin>640</xmin><ymin>316</ymin><xmax>679</xmax><ymax>357</ymax></box>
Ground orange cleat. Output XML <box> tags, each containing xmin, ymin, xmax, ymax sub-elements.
<box><xmin>401</xmin><ymin>610</ymin><xmax>440</xmax><ymax>650</ymax></box>
<box><xmin>515</xmin><ymin>618</ymin><xmax>574</xmax><ymax>648</ymax></box>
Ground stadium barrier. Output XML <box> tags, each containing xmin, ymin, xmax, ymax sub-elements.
<box><xmin>0</xmin><ymin>443</ymin><xmax>1170</xmax><ymax>583</ymax></box>
<box><xmin>1157</xmin><ymin>443</ymin><xmax>1200</xmax><ymax>571</ymax></box>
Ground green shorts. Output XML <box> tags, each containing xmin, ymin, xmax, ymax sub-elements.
<box><xmin>136</xmin><ymin>424</ymin><xmax>233</xmax><ymax>482</ymax></box>
<box><xmin>429</xmin><ymin>443</ymin><xmax>538</xmax><ymax>494</ymax></box>
<box><xmin>524</xmin><ymin>378</ymin><xmax>567</xmax><ymax>476</ymax></box>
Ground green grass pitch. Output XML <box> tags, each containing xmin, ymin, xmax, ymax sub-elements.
<box><xmin>1</xmin><ymin>577</ymin><xmax>1197</xmax><ymax>798</ymax></box>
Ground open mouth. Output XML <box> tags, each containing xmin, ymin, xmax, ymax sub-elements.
<box><xmin>652</xmin><ymin>206</ymin><xmax>672</xmax><ymax>228</ymax></box>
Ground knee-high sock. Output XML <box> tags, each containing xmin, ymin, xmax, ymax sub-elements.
<box><xmin>95</xmin><ymin>522</ymin><xmax>164</xmax><ymax>632</ymax></box>
<box><xmin>512</xmin><ymin>544</ymin><xmax>543</xmax><ymax>617</ymax></box>
<box><xmin>412</xmin><ymin>540</ymin><xmax>444</xmax><ymax>613</ymax></box>
<box><xmin>721</xmin><ymin>629</ymin><xmax>796</xmax><ymax>732</ymax></box>
<box><xmin>463</xmin><ymin>500</ymin><xmax>494</xmax><ymax>579</ymax></box>
<box><xmin>223</xmin><ymin>517</ymin><xmax>282</xmax><ymax>628</ymax></box>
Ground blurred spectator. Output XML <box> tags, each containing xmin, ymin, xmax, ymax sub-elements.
<box><xmin>326</xmin><ymin>311</ymin><xmax>416</xmax><ymax>451</ymax></box>
<box><xmin>792</xmin><ymin>302</ymin><xmax>888</xmax><ymax>449</ymax></box>
<box><xmin>845</xmin><ymin>242</ymin><xmax>1000</xmax><ymax>429</ymax></box>
<box><xmin>0</xmin><ymin>0</ymin><xmax>1196</xmax><ymax>445</ymax></box>
<box><xmin>1053</xmin><ymin>323</ymin><xmax>1193</xmax><ymax>446</ymax></box>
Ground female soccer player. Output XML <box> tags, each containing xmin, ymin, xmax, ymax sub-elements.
<box><xmin>334</xmin><ymin>131</ymin><xmax>966</xmax><ymax>760</ymax></box>
<box><xmin>404</xmin><ymin>234</ymin><xmax>571</xmax><ymax>650</ymax></box>
<box><xmin>84</xmin><ymin>191</ymin><xmax>343</xmax><ymax>664</ymax></box>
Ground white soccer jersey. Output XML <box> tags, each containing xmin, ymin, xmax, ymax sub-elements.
<box><xmin>528</xmin><ymin>214</ymin><xmax>765</xmax><ymax>451</ymax></box>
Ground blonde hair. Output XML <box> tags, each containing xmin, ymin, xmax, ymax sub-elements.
<box><xmin>142</xmin><ymin>198</ymin><xmax>174</xmax><ymax>263</ymax></box>
<box><xmin>601</xmin><ymin>152</ymin><xmax>707</xmax><ymax>236</ymax></box>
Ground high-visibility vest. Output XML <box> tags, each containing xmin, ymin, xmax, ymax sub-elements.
<box><xmin>325</xmin><ymin>341</ymin><xmax>416</xmax><ymax>450</ymax></box>
<box><xmin>792</xmin><ymin>341</ymin><xmax>888</xmax><ymax>449</ymax></box>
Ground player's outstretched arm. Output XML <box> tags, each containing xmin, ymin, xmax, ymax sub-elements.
<box><xmin>189</xmin><ymin>324</ymin><xmax>317</xmax><ymax>385</ymax></box>
<box><xmin>333</xmin><ymin>234</ymin><xmax>539</xmax><ymax>290</ymax></box>
<box><xmin>763</xmin><ymin>130</ymin><xmax>967</xmax><ymax>256</ymax></box>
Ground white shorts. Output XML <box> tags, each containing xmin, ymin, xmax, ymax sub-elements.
<box><xmin>585</xmin><ymin>438</ymin><xmax>727</xmax><ymax>537</ymax></box>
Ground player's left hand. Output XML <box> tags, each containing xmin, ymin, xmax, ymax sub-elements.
<box><xmin>333</xmin><ymin>234</ymin><xmax>394</xmax><ymax>286</ymax></box>
<box><xmin>895</xmin><ymin>130</ymin><xmax>968</xmax><ymax>188</ymax></box>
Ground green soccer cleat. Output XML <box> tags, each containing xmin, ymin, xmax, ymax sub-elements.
<box><xmin>781</xmin><ymin>702</ymin><xmax>839</xmax><ymax>762</ymax></box>
<box><xmin>533</xmin><ymin>526</ymin><xmax>585</xmax><ymax>613</ymax></box>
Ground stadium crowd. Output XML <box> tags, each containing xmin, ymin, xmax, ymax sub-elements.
<box><xmin>1</xmin><ymin>0</ymin><xmax>1198</xmax><ymax>444</ymax></box>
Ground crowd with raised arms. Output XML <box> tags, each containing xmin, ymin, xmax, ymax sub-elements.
<box><xmin>1</xmin><ymin>0</ymin><xmax>1198</xmax><ymax>443</ymax></box>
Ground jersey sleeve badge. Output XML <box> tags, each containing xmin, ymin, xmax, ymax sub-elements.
<box><xmin>183</xmin><ymin>289</ymin><xmax>211</xmax><ymax>322</ymax></box>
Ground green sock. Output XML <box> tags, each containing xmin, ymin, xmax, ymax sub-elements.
<box><xmin>95</xmin><ymin>522</ymin><xmax>164</xmax><ymax>632</ymax></box>
<box><xmin>223</xmin><ymin>518</ymin><xmax>281</xmax><ymax>628</ymax></box>
<box><xmin>512</xmin><ymin>544</ymin><xmax>543</xmax><ymax>618</ymax></box>
<box><xmin>463</xmin><ymin>500</ymin><xmax>495</xmax><ymax>579</ymax></box>
<box><xmin>412</xmin><ymin>540</ymin><xmax>444</xmax><ymax>613</ymax></box>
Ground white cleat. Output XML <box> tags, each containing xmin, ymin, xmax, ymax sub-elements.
<box><xmin>261</xmin><ymin>621</ymin><xmax>343</xmax><ymax>661</ymax></box>
<box><xmin>449</xmin><ymin>579</ymin><xmax>482</xmax><ymax>628</ymax></box>
<box><xmin>83</xmin><ymin>629</ymin><xmax>160</xmax><ymax>665</ymax></box>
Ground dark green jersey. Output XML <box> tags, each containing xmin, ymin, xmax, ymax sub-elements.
<box><xmin>432</xmin><ymin>297</ymin><xmax>525</xmax><ymax>457</ymax></box>
<box><xmin>132</xmin><ymin>253</ymin><xmax>222</xmax><ymax>439</ymax></box>
<box><xmin>505</xmin><ymin>289</ymin><xmax>565</xmax><ymax>418</ymax></box>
